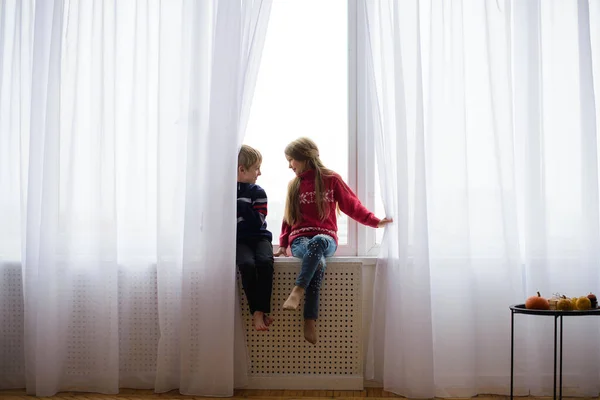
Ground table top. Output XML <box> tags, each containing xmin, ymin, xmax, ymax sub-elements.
<box><xmin>510</xmin><ymin>304</ymin><xmax>600</xmax><ymax>316</ymax></box>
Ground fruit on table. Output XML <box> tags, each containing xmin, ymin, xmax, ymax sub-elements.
<box><xmin>525</xmin><ymin>292</ymin><xmax>550</xmax><ymax>310</ymax></box>
<box><xmin>571</xmin><ymin>297</ymin><xmax>578</xmax><ymax>309</ymax></box>
<box><xmin>576</xmin><ymin>296</ymin><xmax>592</xmax><ymax>310</ymax></box>
<box><xmin>587</xmin><ymin>293</ymin><xmax>597</xmax><ymax>308</ymax></box>
<box><xmin>557</xmin><ymin>298</ymin><xmax>573</xmax><ymax>311</ymax></box>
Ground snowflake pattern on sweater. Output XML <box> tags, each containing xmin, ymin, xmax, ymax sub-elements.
<box><xmin>299</xmin><ymin>189</ymin><xmax>335</xmax><ymax>205</ymax></box>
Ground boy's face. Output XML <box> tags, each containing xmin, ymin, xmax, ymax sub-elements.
<box><xmin>238</xmin><ymin>162</ymin><xmax>261</xmax><ymax>184</ymax></box>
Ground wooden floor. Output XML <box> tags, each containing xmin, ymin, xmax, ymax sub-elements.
<box><xmin>0</xmin><ymin>388</ymin><xmax>593</xmax><ymax>400</ymax></box>
<box><xmin>0</xmin><ymin>388</ymin><xmax>399</xmax><ymax>400</ymax></box>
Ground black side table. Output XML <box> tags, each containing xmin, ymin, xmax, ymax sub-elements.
<box><xmin>509</xmin><ymin>304</ymin><xmax>600</xmax><ymax>400</ymax></box>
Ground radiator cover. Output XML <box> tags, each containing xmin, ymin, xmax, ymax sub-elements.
<box><xmin>239</xmin><ymin>261</ymin><xmax>363</xmax><ymax>390</ymax></box>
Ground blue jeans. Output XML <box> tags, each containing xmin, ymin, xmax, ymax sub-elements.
<box><xmin>290</xmin><ymin>234</ymin><xmax>337</xmax><ymax>320</ymax></box>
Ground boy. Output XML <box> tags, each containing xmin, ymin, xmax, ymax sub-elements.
<box><xmin>236</xmin><ymin>144</ymin><xmax>274</xmax><ymax>331</ymax></box>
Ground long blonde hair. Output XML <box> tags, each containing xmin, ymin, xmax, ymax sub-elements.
<box><xmin>283</xmin><ymin>137</ymin><xmax>335</xmax><ymax>225</ymax></box>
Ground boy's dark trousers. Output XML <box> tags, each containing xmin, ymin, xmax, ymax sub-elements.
<box><xmin>236</xmin><ymin>237</ymin><xmax>274</xmax><ymax>314</ymax></box>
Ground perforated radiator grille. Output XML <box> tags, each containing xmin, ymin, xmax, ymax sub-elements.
<box><xmin>239</xmin><ymin>262</ymin><xmax>362</xmax><ymax>376</ymax></box>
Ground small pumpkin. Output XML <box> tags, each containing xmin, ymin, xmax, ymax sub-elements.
<box><xmin>557</xmin><ymin>297</ymin><xmax>573</xmax><ymax>311</ymax></box>
<box><xmin>526</xmin><ymin>292</ymin><xmax>550</xmax><ymax>310</ymax></box>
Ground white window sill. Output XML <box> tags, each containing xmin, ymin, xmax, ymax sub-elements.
<box><xmin>274</xmin><ymin>256</ymin><xmax>378</xmax><ymax>267</ymax></box>
<box><xmin>1</xmin><ymin>257</ymin><xmax>381</xmax><ymax>269</ymax></box>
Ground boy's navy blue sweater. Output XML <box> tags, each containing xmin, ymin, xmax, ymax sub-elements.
<box><xmin>237</xmin><ymin>182</ymin><xmax>272</xmax><ymax>241</ymax></box>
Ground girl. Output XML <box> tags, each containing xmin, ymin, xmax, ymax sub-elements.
<box><xmin>274</xmin><ymin>137</ymin><xmax>392</xmax><ymax>344</ymax></box>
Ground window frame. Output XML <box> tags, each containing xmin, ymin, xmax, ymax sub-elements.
<box><xmin>350</xmin><ymin>0</ymin><xmax>380</xmax><ymax>257</ymax></box>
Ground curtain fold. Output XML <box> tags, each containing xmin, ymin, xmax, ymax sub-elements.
<box><xmin>362</xmin><ymin>1</ymin><xmax>434</xmax><ymax>397</ymax></box>
<box><xmin>363</xmin><ymin>0</ymin><xmax>600</xmax><ymax>397</ymax></box>
<box><xmin>0</xmin><ymin>0</ymin><xmax>271</xmax><ymax>396</ymax></box>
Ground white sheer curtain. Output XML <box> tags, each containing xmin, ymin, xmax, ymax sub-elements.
<box><xmin>0</xmin><ymin>0</ymin><xmax>271</xmax><ymax>396</ymax></box>
<box><xmin>363</xmin><ymin>0</ymin><xmax>600</xmax><ymax>398</ymax></box>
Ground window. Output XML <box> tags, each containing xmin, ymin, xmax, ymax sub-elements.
<box><xmin>244</xmin><ymin>0</ymin><xmax>359</xmax><ymax>254</ymax></box>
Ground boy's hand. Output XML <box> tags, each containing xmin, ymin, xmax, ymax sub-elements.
<box><xmin>377</xmin><ymin>217</ymin><xmax>393</xmax><ymax>228</ymax></box>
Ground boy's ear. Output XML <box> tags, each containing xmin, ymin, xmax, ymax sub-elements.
<box><xmin>238</xmin><ymin>165</ymin><xmax>245</xmax><ymax>174</ymax></box>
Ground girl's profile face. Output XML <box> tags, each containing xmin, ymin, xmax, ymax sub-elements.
<box><xmin>286</xmin><ymin>156</ymin><xmax>307</xmax><ymax>176</ymax></box>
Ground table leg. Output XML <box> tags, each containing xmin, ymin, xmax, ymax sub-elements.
<box><xmin>511</xmin><ymin>310</ymin><xmax>514</xmax><ymax>400</ymax></box>
<box><xmin>559</xmin><ymin>315</ymin><xmax>563</xmax><ymax>400</ymax></box>
<box><xmin>553</xmin><ymin>316</ymin><xmax>557</xmax><ymax>400</ymax></box>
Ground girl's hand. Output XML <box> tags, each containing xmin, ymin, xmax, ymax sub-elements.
<box><xmin>377</xmin><ymin>217</ymin><xmax>393</xmax><ymax>228</ymax></box>
<box><xmin>274</xmin><ymin>247</ymin><xmax>288</xmax><ymax>257</ymax></box>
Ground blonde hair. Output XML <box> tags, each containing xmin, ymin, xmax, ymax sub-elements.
<box><xmin>283</xmin><ymin>137</ymin><xmax>336</xmax><ymax>225</ymax></box>
<box><xmin>238</xmin><ymin>144</ymin><xmax>262</xmax><ymax>169</ymax></box>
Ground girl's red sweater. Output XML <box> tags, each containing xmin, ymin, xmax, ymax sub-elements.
<box><xmin>279</xmin><ymin>169</ymin><xmax>380</xmax><ymax>247</ymax></box>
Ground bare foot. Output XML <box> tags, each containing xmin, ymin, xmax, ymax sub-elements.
<box><xmin>253</xmin><ymin>311</ymin><xmax>268</xmax><ymax>331</ymax></box>
<box><xmin>264</xmin><ymin>314</ymin><xmax>273</xmax><ymax>326</ymax></box>
<box><xmin>283</xmin><ymin>286</ymin><xmax>305</xmax><ymax>311</ymax></box>
<box><xmin>304</xmin><ymin>319</ymin><xmax>317</xmax><ymax>345</ymax></box>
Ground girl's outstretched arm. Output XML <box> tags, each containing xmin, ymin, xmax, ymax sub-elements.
<box><xmin>333</xmin><ymin>175</ymin><xmax>381</xmax><ymax>227</ymax></box>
